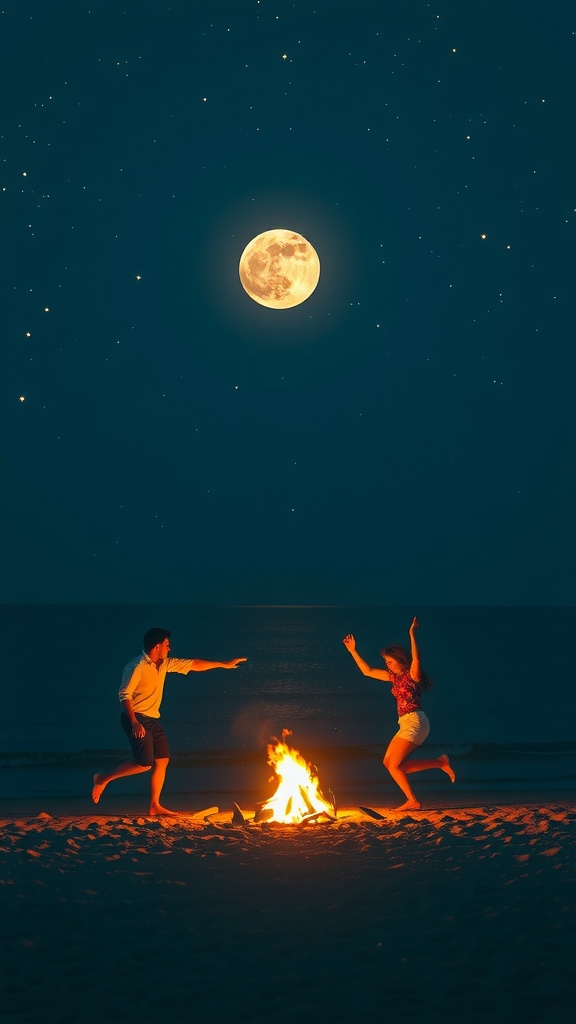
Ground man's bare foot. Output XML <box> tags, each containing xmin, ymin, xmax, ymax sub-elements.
<box><xmin>92</xmin><ymin>773</ymin><xmax>106</xmax><ymax>805</ymax></box>
<box><xmin>395</xmin><ymin>799</ymin><xmax>421</xmax><ymax>811</ymax></box>
<box><xmin>439</xmin><ymin>754</ymin><xmax>456</xmax><ymax>783</ymax></box>
<box><xmin>148</xmin><ymin>805</ymin><xmax>180</xmax><ymax>817</ymax></box>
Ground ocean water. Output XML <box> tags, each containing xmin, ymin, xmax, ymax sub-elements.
<box><xmin>1</xmin><ymin>605</ymin><xmax>574</xmax><ymax>801</ymax></box>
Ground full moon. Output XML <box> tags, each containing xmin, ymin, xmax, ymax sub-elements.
<box><xmin>238</xmin><ymin>228</ymin><xmax>320</xmax><ymax>309</ymax></box>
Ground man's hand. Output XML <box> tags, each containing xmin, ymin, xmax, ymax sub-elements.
<box><xmin>343</xmin><ymin>634</ymin><xmax>356</xmax><ymax>651</ymax></box>
<box><xmin>225</xmin><ymin>657</ymin><xmax>248</xmax><ymax>669</ymax></box>
<box><xmin>132</xmin><ymin>721</ymin><xmax>146</xmax><ymax>739</ymax></box>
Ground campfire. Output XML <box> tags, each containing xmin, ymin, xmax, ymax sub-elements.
<box><xmin>251</xmin><ymin>730</ymin><xmax>336</xmax><ymax>825</ymax></box>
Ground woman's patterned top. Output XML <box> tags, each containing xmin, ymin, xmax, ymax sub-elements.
<box><xmin>390</xmin><ymin>669</ymin><xmax>422</xmax><ymax>717</ymax></box>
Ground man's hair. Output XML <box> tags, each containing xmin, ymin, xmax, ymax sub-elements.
<box><xmin>143</xmin><ymin>627</ymin><xmax>171</xmax><ymax>653</ymax></box>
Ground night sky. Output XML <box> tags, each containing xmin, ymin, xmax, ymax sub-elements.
<box><xmin>2</xmin><ymin>0</ymin><xmax>574</xmax><ymax>606</ymax></box>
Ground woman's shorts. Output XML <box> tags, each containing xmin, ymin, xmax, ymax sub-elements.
<box><xmin>120</xmin><ymin>712</ymin><xmax>170</xmax><ymax>766</ymax></box>
<box><xmin>395</xmin><ymin>710</ymin><xmax>430</xmax><ymax>745</ymax></box>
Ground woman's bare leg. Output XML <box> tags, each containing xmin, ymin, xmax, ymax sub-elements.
<box><xmin>92</xmin><ymin>762</ymin><xmax>150</xmax><ymax>804</ymax></box>
<box><xmin>383</xmin><ymin>736</ymin><xmax>457</xmax><ymax>810</ymax></box>
<box><xmin>403</xmin><ymin>752</ymin><xmax>456</xmax><ymax>782</ymax></box>
<box><xmin>383</xmin><ymin>736</ymin><xmax>420</xmax><ymax>809</ymax></box>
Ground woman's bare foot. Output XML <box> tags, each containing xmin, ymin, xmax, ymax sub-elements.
<box><xmin>439</xmin><ymin>753</ymin><xmax>456</xmax><ymax>783</ymax></box>
<box><xmin>148</xmin><ymin>805</ymin><xmax>180</xmax><ymax>817</ymax></box>
<box><xmin>92</xmin><ymin>773</ymin><xmax>106</xmax><ymax>804</ymax></box>
<box><xmin>395</xmin><ymin>799</ymin><xmax>421</xmax><ymax>811</ymax></box>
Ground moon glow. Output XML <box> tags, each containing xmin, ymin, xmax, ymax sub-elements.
<box><xmin>239</xmin><ymin>228</ymin><xmax>320</xmax><ymax>309</ymax></box>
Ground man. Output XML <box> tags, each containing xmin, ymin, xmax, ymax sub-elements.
<box><xmin>92</xmin><ymin>627</ymin><xmax>247</xmax><ymax>815</ymax></box>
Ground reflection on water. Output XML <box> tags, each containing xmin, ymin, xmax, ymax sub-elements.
<box><xmin>229</xmin><ymin>700</ymin><xmax>332</xmax><ymax>749</ymax></box>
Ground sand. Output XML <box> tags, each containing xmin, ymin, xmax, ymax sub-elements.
<box><xmin>1</xmin><ymin>794</ymin><xmax>575</xmax><ymax>1024</ymax></box>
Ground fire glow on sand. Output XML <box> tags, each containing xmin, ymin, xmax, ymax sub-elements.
<box><xmin>253</xmin><ymin>730</ymin><xmax>336</xmax><ymax>825</ymax></box>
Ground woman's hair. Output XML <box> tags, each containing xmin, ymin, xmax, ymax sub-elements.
<box><xmin>380</xmin><ymin>644</ymin><xmax>432</xmax><ymax>691</ymax></box>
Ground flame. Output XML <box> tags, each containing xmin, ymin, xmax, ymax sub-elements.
<box><xmin>258</xmin><ymin>730</ymin><xmax>335</xmax><ymax>824</ymax></box>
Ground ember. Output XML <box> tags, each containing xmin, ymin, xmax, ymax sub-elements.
<box><xmin>255</xmin><ymin>730</ymin><xmax>336</xmax><ymax>824</ymax></box>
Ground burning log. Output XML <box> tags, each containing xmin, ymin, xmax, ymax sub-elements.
<box><xmin>301</xmin><ymin>809</ymin><xmax>336</xmax><ymax>825</ymax></box>
<box><xmin>299</xmin><ymin>785</ymin><xmax>315</xmax><ymax>815</ymax></box>
<box><xmin>253</xmin><ymin>806</ymin><xmax>274</xmax><ymax>823</ymax></box>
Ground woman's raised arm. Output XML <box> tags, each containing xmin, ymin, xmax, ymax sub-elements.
<box><xmin>408</xmin><ymin>617</ymin><xmax>422</xmax><ymax>682</ymax></box>
<box><xmin>343</xmin><ymin>634</ymin><xmax>391</xmax><ymax>681</ymax></box>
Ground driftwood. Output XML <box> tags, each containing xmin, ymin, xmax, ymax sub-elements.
<box><xmin>232</xmin><ymin>802</ymin><xmax>246</xmax><ymax>825</ymax></box>
<box><xmin>359</xmin><ymin>805</ymin><xmax>385</xmax><ymax>820</ymax></box>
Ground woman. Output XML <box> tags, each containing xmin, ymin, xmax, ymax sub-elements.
<box><xmin>343</xmin><ymin>617</ymin><xmax>455</xmax><ymax>810</ymax></box>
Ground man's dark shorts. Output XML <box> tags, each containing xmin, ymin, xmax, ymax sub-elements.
<box><xmin>120</xmin><ymin>712</ymin><xmax>170</xmax><ymax>766</ymax></box>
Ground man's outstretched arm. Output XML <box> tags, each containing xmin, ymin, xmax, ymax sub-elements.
<box><xmin>189</xmin><ymin>657</ymin><xmax>247</xmax><ymax>671</ymax></box>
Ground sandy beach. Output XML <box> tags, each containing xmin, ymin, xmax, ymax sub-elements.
<box><xmin>1</xmin><ymin>793</ymin><xmax>574</xmax><ymax>1024</ymax></box>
